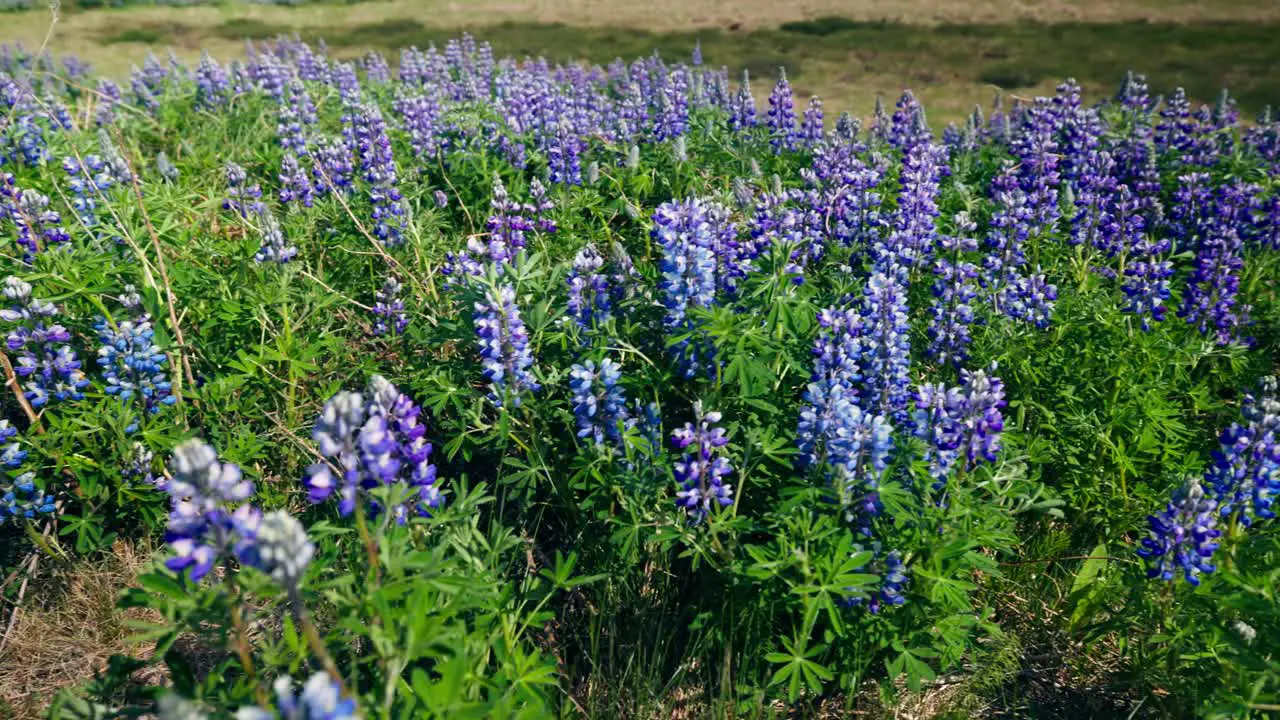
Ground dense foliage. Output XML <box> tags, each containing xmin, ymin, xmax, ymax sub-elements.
<box><xmin>0</xmin><ymin>33</ymin><xmax>1275</xmax><ymax>719</ymax></box>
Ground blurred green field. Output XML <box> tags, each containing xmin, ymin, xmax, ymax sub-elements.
<box><xmin>2</xmin><ymin>1</ymin><xmax>1280</xmax><ymax>120</ymax></box>
<box><xmin>2</xmin><ymin>1</ymin><xmax>1279</xmax><ymax>125</ymax></box>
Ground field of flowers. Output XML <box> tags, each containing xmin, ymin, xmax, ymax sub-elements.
<box><xmin>0</xmin><ymin>33</ymin><xmax>1276</xmax><ymax>719</ymax></box>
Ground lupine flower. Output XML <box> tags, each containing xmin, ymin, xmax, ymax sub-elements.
<box><xmin>0</xmin><ymin>420</ymin><xmax>26</xmax><ymax>469</ymax></box>
<box><xmin>797</xmin><ymin>377</ymin><xmax>893</xmax><ymax>528</ymax></box>
<box><xmin>729</xmin><ymin>70</ymin><xmax>756</xmax><ymax>133</ymax></box>
<box><xmin>223</xmin><ymin>162</ymin><xmax>264</xmax><ymax>220</ymax></box>
<box><xmin>566</xmin><ymin>244</ymin><xmax>611</xmax><ymax>330</ymax></box>
<box><xmin>846</xmin><ymin>547</ymin><xmax>908</xmax><ymax>613</ymax></box>
<box><xmin>194</xmin><ymin>51</ymin><xmax>230</xmax><ymax>110</ymax></box>
<box><xmin>672</xmin><ymin>401</ymin><xmax>733</xmax><ymax>520</ymax></box>
<box><xmin>528</xmin><ymin>179</ymin><xmax>557</xmax><ymax>234</ymax></box>
<box><xmin>913</xmin><ymin>366</ymin><xmax>1005</xmax><ymax>490</ymax></box>
<box><xmin>1208</xmin><ymin>376</ymin><xmax>1279</xmax><ymax>526</ymax></box>
<box><xmin>346</xmin><ymin>103</ymin><xmax>407</xmax><ymax>246</ymax></box>
<box><xmin>278</xmin><ymin>80</ymin><xmax>317</xmax><ymax>157</ymax></box>
<box><xmin>0</xmin><ymin>470</ymin><xmax>54</xmax><ymax>526</ymax></box>
<box><xmin>482</xmin><ymin>176</ymin><xmax>533</xmax><ymax>266</ymax></box>
<box><xmin>238</xmin><ymin>511</ymin><xmax>314</xmax><ymax>592</ymax></box>
<box><xmin>305</xmin><ymin>376</ymin><xmax>443</xmax><ymax>522</ymax></box>
<box><xmin>94</xmin><ymin>79</ymin><xmax>121</xmax><ymax>127</ymax></box>
<box><xmin>252</xmin><ymin>204</ymin><xmax>297</xmax><ymax>264</ymax></box>
<box><xmin>569</xmin><ymin>358</ymin><xmax>630</xmax><ymax>448</ymax></box>
<box><xmin>1156</xmin><ymin>87</ymin><xmax>1216</xmax><ymax>167</ymax></box>
<box><xmin>766</xmin><ymin>70</ymin><xmax>796</xmax><ymax>153</ymax></box>
<box><xmin>1245</xmin><ymin>107</ymin><xmax>1280</xmax><ymax>175</ymax></box>
<box><xmin>877</xmin><ymin>140</ymin><xmax>944</xmax><ymax>270</ymax></box>
<box><xmin>857</xmin><ymin>271</ymin><xmax>912</xmax><ymax>423</ymax></box>
<box><xmin>548</xmin><ymin>121</ymin><xmax>586</xmax><ymax>185</ymax></box>
<box><xmin>1111</xmin><ymin>187</ymin><xmax>1171</xmax><ymax>330</ymax></box>
<box><xmin>372</xmin><ymin>277</ymin><xmax>408</xmax><ymax>336</ymax></box>
<box><xmin>156</xmin><ymin>152</ymin><xmax>179</xmax><ymax>183</ymax></box>
<box><xmin>235</xmin><ymin>672</ymin><xmax>358</xmax><ymax>720</ymax></box>
<box><xmin>164</xmin><ymin>439</ymin><xmax>259</xmax><ymax>582</ymax></box>
<box><xmin>1009</xmin><ymin>101</ymin><xmax>1060</xmax><ymax>236</ymax></box>
<box><xmin>1179</xmin><ymin>179</ymin><xmax>1252</xmax><ymax>345</ymax></box>
<box><xmin>799</xmin><ymin>96</ymin><xmax>824</xmax><ymax>148</ymax></box>
<box><xmin>62</xmin><ymin>154</ymin><xmax>115</xmax><ymax>240</ymax></box>
<box><xmin>887</xmin><ymin>90</ymin><xmax>930</xmax><ymax>152</ymax></box>
<box><xmin>927</xmin><ymin>212</ymin><xmax>979</xmax><ymax>367</ymax></box>
<box><xmin>96</xmin><ymin>287</ymin><xmax>176</xmax><ymax>432</ymax></box>
<box><xmin>0</xmin><ymin>422</ymin><xmax>49</xmax><ymax>527</ymax></box>
<box><xmin>1</xmin><ymin>276</ymin><xmax>88</xmax><ymax>407</ymax></box>
<box><xmin>986</xmin><ymin>163</ymin><xmax>1057</xmax><ymax>327</ymax></box>
<box><xmin>1138</xmin><ymin>476</ymin><xmax>1221</xmax><ymax>585</ymax></box>
<box><xmin>2</xmin><ymin>181</ymin><xmax>71</xmax><ymax>260</ymax></box>
<box><xmin>473</xmin><ymin>285</ymin><xmax>539</xmax><ymax>407</ymax></box>
<box><xmin>395</xmin><ymin>91</ymin><xmax>444</xmax><ymax>161</ymax></box>
<box><xmin>311</xmin><ymin>136</ymin><xmax>355</xmax><ymax>196</ymax></box>
<box><xmin>279</xmin><ymin>152</ymin><xmax>315</xmax><ymax>208</ymax></box>
<box><xmin>654</xmin><ymin>197</ymin><xmax>718</xmax><ymax>377</ymax></box>
<box><xmin>123</xmin><ymin>441</ymin><xmax>159</xmax><ymax>489</ymax></box>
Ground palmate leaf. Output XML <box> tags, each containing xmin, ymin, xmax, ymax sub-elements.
<box><xmin>767</xmin><ymin>636</ymin><xmax>833</xmax><ymax>701</ymax></box>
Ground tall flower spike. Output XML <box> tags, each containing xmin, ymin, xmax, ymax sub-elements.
<box><xmin>252</xmin><ymin>204</ymin><xmax>297</xmax><ymax>264</ymax></box>
<box><xmin>654</xmin><ymin>197</ymin><xmax>720</xmax><ymax>377</ymax></box>
<box><xmin>566</xmin><ymin>244</ymin><xmax>611</xmax><ymax>330</ymax></box>
<box><xmin>766</xmin><ymin>69</ymin><xmax>796</xmax><ymax>153</ymax></box>
<box><xmin>239</xmin><ymin>511</ymin><xmax>314</xmax><ymax>593</ymax></box>
<box><xmin>473</xmin><ymin>285</ymin><xmax>540</xmax><ymax>408</ymax></box>
<box><xmin>569</xmin><ymin>358</ymin><xmax>630</xmax><ymax>449</ymax></box>
<box><xmin>164</xmin><ymin>439</ymin><xmax>259</xmax><ymax>582</ymax></box>
<box><xmin>672</xmin><ymin>402</ymin><xmax>733</xmax><ymax>520</ymax></box>
<box><xmin>1208</xmin><ymin>376</ymin><xmax>1280</xmax><ymax>526</ymax></box>
<box><xmin>927</xmin><ymin>212</ymin><xmax>979</xmax><ymax>367</ymax></box>
<box><xmin>857</xmin><ymin>271</ymin><xmax>912</xmax><ymax>423</ymax></box>
<box><xmin>306</xmin><ymin>377</ymin><xmax>443</xmax><ymax>522</ymax></box>
<box><xmin>372</xmin><ymin>277</ymin><xmax>408</xmax><ymax>337</ymax></box>
<box><xmin>96</xmin><ymin>286</ymin><xmax>176</xmax><ymax>432</ymax></box>
<box><xmin>1138</xmin><ymin>476</ymin><xmax>1221</xmax><ymax>585</ymax></box>
<box><xmin>2</xmin><ymin>276</ymin><xmax>89</xmax><ymax>407</ymax></box>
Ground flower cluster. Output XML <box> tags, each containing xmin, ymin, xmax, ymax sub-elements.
<box><xmin>1178</xmin><ymin>179</ymin><xmax>1252</xmax><ymax>345</ymax></box>
<box><xmin>2</xmin><ymin>276</ymin><xmax>89</xmax><ymax>407</ymax></box>
<box><xmin>223</xmin><ymin>162</ymin><xmax>264</xmax><ymax>219</ymax></box>
<box><xmin>346</xmin><ymin>102</ymin><xmax>408</xmax><ymax>246</ymax></box>
<box><xmin>252</xmin><ymin>204</ymin><xmax>297</xmax><ymax>264</ymax></box>
<box><xmin>566</xmin><ymin>244</ymin><xmax>612</xmax><ymax>330</ymax></box>
<box><xmin>372</xmin><ymin>277</ymin><xmax>408</xmax><ymax>337</ymax></box>
<box><xmin>1208</xmin><ymin>376</ymin><xmax>1279</xmax><ymax>526</ymax></box>
<box><xmin>1138</xmin><ymin>476</ymin><xmax>1221</xmax><ymax>585</ymax></box>
<box><xmin>305</xmin><ymin>376</ymin><xmax>443</xmax><ymax>522</ymax></box>
<box><xmin>95</xmin><ymin>286</ymin><xmax>177</xmax><ymax>432</ymax></box>
<box><xmin>2</xmin><ymin>179</ymin><xmax>71</xmax><ymax>261</ymax></box>
<box><xmin>163</xmin><ymin>439</ymin><xmax>259</xmax><ymax>582</ymax></box>
<box><xmin>62</xmin><ymin>154</ymin><xmax>116</xmax><ymax>242</ymax></box>
<box><xmin>846</xmin><ymin>547</ymin><xmax>908</xmax><ymax>614</ymax></box>
<box><xmin>765</xmin><ymin>70</ymin><xmax>796</xmax><ymax>153</ymax></box>
<box><xmin>857</xmin><ymin>272</ymin><xmax>913</xmax><ymax>423</ymax></box>
<box><xmin>672</xmin><ymin>402</ymin><xmax>733</xmax><ymax>520</ymax></box>
<box><xmin>473</xmin><ymin>285</ymin><xmax>540</xmax><ymax>408</ymax></box>
<box><xmin>913</xmin><ymin>366</ymin><xmax>1006</xmax><ymax>490</ymax></box>
<box><xmin>569</xmin><ymin>358</ymin><xmax>630</xmax><ymax>449</ymax></box>
<box><xmin>654</xmin><ymin>197</ymin><xmax>719</xmax><ymax>377</ymax></box>
<box><xmin>927</xmin><ymin>212</ymin><xmax>979</xmax><ymax>367</ymax></box>
<box><xmin>0</xmin><ymin>420</ymin><xmax>51</xmax><ymax>527</ymax></box>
